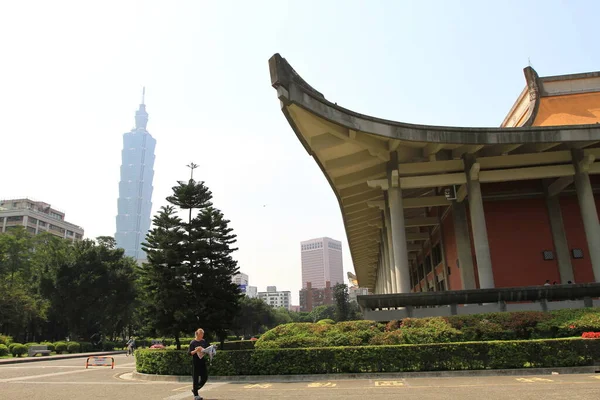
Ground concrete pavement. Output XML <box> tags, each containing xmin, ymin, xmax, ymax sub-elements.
<box><xmin>1</xmin><ymin>354</ymin><xmax>600</xmax><ymax>399</ymax></box>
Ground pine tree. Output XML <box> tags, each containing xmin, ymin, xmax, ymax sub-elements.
<box><xmin>140</xmin><ymin>169</ymin><xmax>242</xmax><ymax>348</ymax></box>
<box><xmin>139</xmin><ymin>205</ymin><xmax>189</xmax><ymax>348</ymax></box>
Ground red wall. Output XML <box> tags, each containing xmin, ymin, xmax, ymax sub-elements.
<box><xmin>483</xmin><ymin>198</ymin><xmax>559</xmax><ymax>287</ymax></box>
<box><xmin>437</xmin><ymin>194</ymin><xmax>598</xmax><ymax>290</ymax></box>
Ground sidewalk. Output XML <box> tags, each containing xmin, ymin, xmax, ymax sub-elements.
<box><xmin>131</xmin><ymin>365</ymin><xmax>600</xmax><ymax>383</ymax></box>
<box><xmin>0</xmin><ymin>351</ymin><xmax>126</xmax><ymax>365</ymax></box>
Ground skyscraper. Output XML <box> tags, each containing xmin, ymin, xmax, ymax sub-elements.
<box><xmin>300</xmin><ymin>237</ymin><xmax>343</xmax><ymax>289</ymax></box>
<box><xmin>115</xmin><ymin>89</ymin><xmax>156</xmax><ymax>261</ymax></box>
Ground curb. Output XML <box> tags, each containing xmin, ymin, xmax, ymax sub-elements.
<box><xmin>132</xmin><ymin>365</ymin><xmax>600</xmax><ymax>383</ymax></box>
<box><xmin>0</xmin><ymin>351</ymin><xmax>126</xmax><ymax>365</ymax></box>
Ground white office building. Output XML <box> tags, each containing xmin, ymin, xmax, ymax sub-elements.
<box><xmin>258</xmin><ymin>286</ymin><xmax>291</xmax><ymax>310</ymax></box>
<box><xmin>301</xmin><ymin>237</ymin><xmax>344</xmax><ymax>289</ymax></box>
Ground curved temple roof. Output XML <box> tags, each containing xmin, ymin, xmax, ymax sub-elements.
<box><xmin>268</xmin><ymin>53</ymin><xmax>600</xmax><ymax>289</ymax></box>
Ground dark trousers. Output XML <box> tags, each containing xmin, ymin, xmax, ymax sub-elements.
<box><xmin>192</xmin><ymin>361</ymin><xmax>208</xmax><ymax>396</ymax></box>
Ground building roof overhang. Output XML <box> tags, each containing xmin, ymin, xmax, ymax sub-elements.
<box><xmin>269</xmin><ymin>53</ymin><xmax>600</xmax><ymax>289</ymax></box>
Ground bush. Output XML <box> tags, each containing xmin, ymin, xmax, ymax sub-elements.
<box><xmin>317</xmin><ymin>319</ymin><xmax>335</xmax><ymax>325</ymax></box>
<box><xmin>11</xmin><ymin>344</ymin><xmax>27</xmax><ymax>357</ymax></box>
<box><xmin>41</xmin><ymin>342</ymin><xmax>55</xmax><ymax>352</ymax></box>
<box><xmin>136</xmin><ymin>338</ymin><xmax>600</xmax><ymax>376</ymax></box>
<box><xmin>102</xmin><ymin>341</ymin><xmax>116</xmax><ymax>351</ymax></box>
<box><xmin>54</xmin><ymin>342</ymin><xmax>67</xmax><ymax>354</ymax></box>
<box><xmin>370</xmin><ymin>318</ymin><xmax>463</xmax><ymax>345</ymax></box>
<box><xmin>582</xmin><ymin>332</ymin><xmax>600</xmax><ymax>339</ymax></box>
<box><xmin>0</xmin><ymin>335</ymin><xmax>13</xmax><ymax>346</ymax></box>
<box><xmin>218</xmin><ymin>341</ymin><xmax>255</xmax><ymax>351</ymax></box>
<box><xmin>0</xmin><ymin>344</ymin><xmax>8</xmax><ymax>356</ymax></box>
<box><xmin>79</xmin><ymin>342</ymin><xmax>93</xmax><ymax>352</ymax></box>
<box><xmin>534</xmin><ymin>309</ymin><xmax>600</xmax><ymax>338</ymax></box>
<box><xmin>66</xmin><ymin>342</ymin><xmax>81</xmax><ymax>354</ymax></box>
<box><xmin>24</xmin><ymin>342</ymin><xmax>39</xmax><ymax>350</ymax></box>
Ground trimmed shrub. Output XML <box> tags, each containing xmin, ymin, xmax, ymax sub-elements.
<box><xmin>11</xmin><ymin>344</ymin><xmax>27</xmax><ymax>357</ymax></box>
<box><xmin>54</xmin><ymin>342</ymin><xmax>67</xmax><ymax>354</ymax></box>
<box><xmin>0</xmin><ymin>344</ymin><xmax>9</xmax><ymax>356</ymax></box>
<box><xmin>102</xmin><ymin>341</ymin><xmax>116</xmax><ymax>351</ymax></box>
<box><xmin>79</xmin><ymin>342</ymin><xmax>93</xmax><ymax>352</ymax></box>
<box><xmin>136</xmin><ymin>338</ymin><xmax>600</xmax><ymax>376</ymax></box>
<box><xmin>317</xmin><ymin>319</ymin><xmax>335</xmax><ymax>325</ymax></box>
<box><xmin>41</xmin><ymin>342</ymin><xmax>55</xmax><ymax>352</ymax></box>
<box><xmin>534</xmin><ymin>308</ymin><xmax>600</xmax><ymax>338</ymax></box>
<box><xmin>370</xmin><ymin>318</ymin><xmax>463</xmax><ymax>345</ymax></box>
<box><xmin>24</xmin><ymin>342</ymin><xmax>39</xmax><ymax>350</ymax></box>
<box><xmin>0</xmin><ymin>335</ymin><xmax>13</xmax><ymax>346</ymax></box>
<box><xmin>66</xmin><ymin>342</ymin><xmax>81</xmax><ymax>354</ymax></box>
<box><xmin>218</xmin><ymin>341</ymin><xmax>255</xmax><ymax>351</ymax></box>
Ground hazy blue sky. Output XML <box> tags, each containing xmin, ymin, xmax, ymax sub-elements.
<box><xmin>1</xmin><ymin>1</ymin><xmax>598</xmax><ymax>304</ymax></box>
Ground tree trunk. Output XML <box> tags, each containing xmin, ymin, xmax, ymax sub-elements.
<box><xmin>175</xmin><ymin>335</ymin><xmax>181</xmax><ymax>350</ymax></box>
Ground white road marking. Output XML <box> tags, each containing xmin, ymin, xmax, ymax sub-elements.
<box><xmin>0</xmin><ymin>368</ymin><xmax>96</xmax><ymax>382</ymax></box>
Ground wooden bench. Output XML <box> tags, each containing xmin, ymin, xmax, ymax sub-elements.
<box><xmin>28</xmin><ymin>345</ymin><xmax>52</xmax><ymax>357</ymax></box>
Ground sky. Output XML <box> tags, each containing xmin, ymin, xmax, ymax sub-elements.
<box><xmin>1</xmin><ymin>0</ymin><xmax>599</xmax><ymax>304</ymax></box>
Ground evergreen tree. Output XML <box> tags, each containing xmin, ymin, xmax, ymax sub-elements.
<box><xmin>334</xmin><ymin>283</ymin><xmax>351</xmax><ymax>321</ymax></box>
<box><xmin>140</xmin><ymin>169</ymin><xmax>242</xmax><ymax>348</ymax></box>
<box><xmin>139</xmin><ymin>205</ymin><xmax>189</xmax><ymax>349</ymax></box>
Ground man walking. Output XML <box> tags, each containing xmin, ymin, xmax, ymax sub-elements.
<box><xmin>189</xmin><ymin>328</ymin><xmax>209</xmax><ymax>400</ymax></box>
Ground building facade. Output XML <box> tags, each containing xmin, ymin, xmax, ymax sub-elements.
<box><xmin>233</xmin><ymin>272</ymin><xmax>257</xmax><ymax>297</ymax></box>
<box><xmin>115</xmin><ymin>90</ymin><xmax>156</xmax><ymax>262</ymax></box>
<box><xmin>301</xmin><ymin>237</ymin><xmax>344</xmax><ymax>289</ymax></box>
<box><xmin>258</xmin><ymin>286</ymin><xmax>292</xmax><ymax>309</ymax></box>
<box><xmin>0</xmin><ymin>198</ymin><xmax>84</xmax><ymax>240</ymax></box>
<box><xmin>269</xmin><ymin>54</ymin><xmax>600</xmax><ymax>295</ymax></box>
<box><xmin>299</xmin><ymin>281</ymin><xmax>334</xmax><ymax>312</ymax></box>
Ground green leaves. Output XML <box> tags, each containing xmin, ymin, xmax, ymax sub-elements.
<box><xmin>138</xmin><ymin>172</ymin><xmax>242</xmax><ymax>347</ymax></box>
<box><xmin>136</xmin><ymin>338</ymin><xmax>600</xmax><ymax>376</ymax></box>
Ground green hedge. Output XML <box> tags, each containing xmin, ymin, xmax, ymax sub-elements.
<box><xmin>0</xmin><ymin>344</ymin><xmax>8</xmax><ymax>357</ymax></box>
<box><xmin>217</xmin><ymin>340</ymin><xmax>255</xmax><ymax>351</ymax></box>
<box><xmin>136</xmin><ymin>338</ymin><xmax>600</xmax><ymax>376</ymax></box>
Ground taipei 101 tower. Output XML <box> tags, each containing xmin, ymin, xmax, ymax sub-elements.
<box><xmin>115</xmin><ymin>88</ymin><xmax>156</xmax><ymax>262</ymax></box>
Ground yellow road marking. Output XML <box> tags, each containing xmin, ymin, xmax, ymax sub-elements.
<box><xmin>375</xmin><ymin>381</ymin><xmax>404</xmax><ymax>387</ymax></box>
<box><xmin>244</xmin><ymin>383</ymin><xmax>272</xmax><ymax>389</ymax></box>
<box><xmin>308</xmin><ymin>382</ymin><xmax>337</xmax><ymax>387</ymax></box>
<box><xmin>516</xmin><ymin>377</ymin><xmax>553</xmax><ymax>383</ymax></box>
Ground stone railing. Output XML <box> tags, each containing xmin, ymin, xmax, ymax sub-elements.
<box><xmin>357</xmin><ymin>283</ymin><xmax>600</xmax><ymax>321</ymax></box>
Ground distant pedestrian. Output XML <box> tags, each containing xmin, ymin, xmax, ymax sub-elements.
<box><xmin>552</xmin><ymin>281</ymin><xmax>558</xmax><ymax>285</ymax></box>
<box><xmin>189</xmin><ymin>328</ymin><xmax>209</xmax><ymax>400</ymax></box>
<box><xmin>544</xmin><ymin>280</ymin><xmax>551</xmax><ymax>286</ymax></box>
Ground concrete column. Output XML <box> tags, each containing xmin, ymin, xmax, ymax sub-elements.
<box><xmin>427</xmin><ymin>225</ymin><xmax>438</xmax><ymax>292</ymax></box>
<box><xmin>464</xmin><ymin>156</ymin><xmax>495</xmax><ymax>289</ymax></box>
<box><xmin>452</xmin><ymin>201</ymin><xmax>476</xmax><ymax>290</ymax></box>
<box><xmin>378</xmin><ymin>242</ymin><xmax>385</xmax><ymax>294</ymax></box>
<box><xmin>376</xmin><ymin>256</ymin><xmax>381</xmax><ymax>294</ymax></box>
<box><xmin>437</xmin><ymin>207</ymin><xmax>450</xmax><ymax>290</ymax></box>
<box><xmin>381</xmin><ymin>228</ymin><xmax>392</xmax><ymax>294</ymax></box>
<box><xmin>387</xmin><ymin>172</ymin><xmax>411</xmax><ymax>293</ymax></box>
<box><xmin>543</xmin><ymin>182</ymin><xmax>574</xmax><ymax>284</ymax></box>
<box><xmin>572</xmin><ymin>149</ymin><xmax>600</xmax><ymax>282</ymax></box>
<box><xmin>383</xmin><ymin>201</ymin><xmax>398</xmax><ymax>293</ymax></box>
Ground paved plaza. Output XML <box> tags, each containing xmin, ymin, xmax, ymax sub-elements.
<box><xmin>1</xmin><ymin>354</ymin><xmax>600</xmax><ymax>399</ymax></box>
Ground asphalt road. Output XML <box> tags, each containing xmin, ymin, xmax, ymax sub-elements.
<box><xmin>1</xmin><ymin>354</ymin><xmax>600</xmax><ymax>399</ymax></box>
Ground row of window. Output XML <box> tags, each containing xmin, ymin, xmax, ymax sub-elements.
<box><xmin>328</xmin><ymin>242</ymin><xmax>342</xmax><ymax>250</ymax></box>
<box><xmin>302</xmin><ymin>242</ymin><xmax>323</xmax><ymax>251</ymax></box>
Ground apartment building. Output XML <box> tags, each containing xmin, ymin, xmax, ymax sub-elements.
<box><xmin>258</xmin><ymin>286</ymin><xmax>291</xmax><ymax>310</ymax></box>
<box><xmin>0</xmin><ymin>198</ymin><xmax>84</xmax><ymax>241</ymax></box>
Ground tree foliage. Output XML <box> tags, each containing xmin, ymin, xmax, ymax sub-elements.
<box><xmin>139</xmin><ymin>175</ymin><xmax>242</xmax><ymax>348</ymax></box>
<box><xmin>0</xmin><ymin>228</ymin><xmax>137</xmax><ymax>343</ymax></box>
